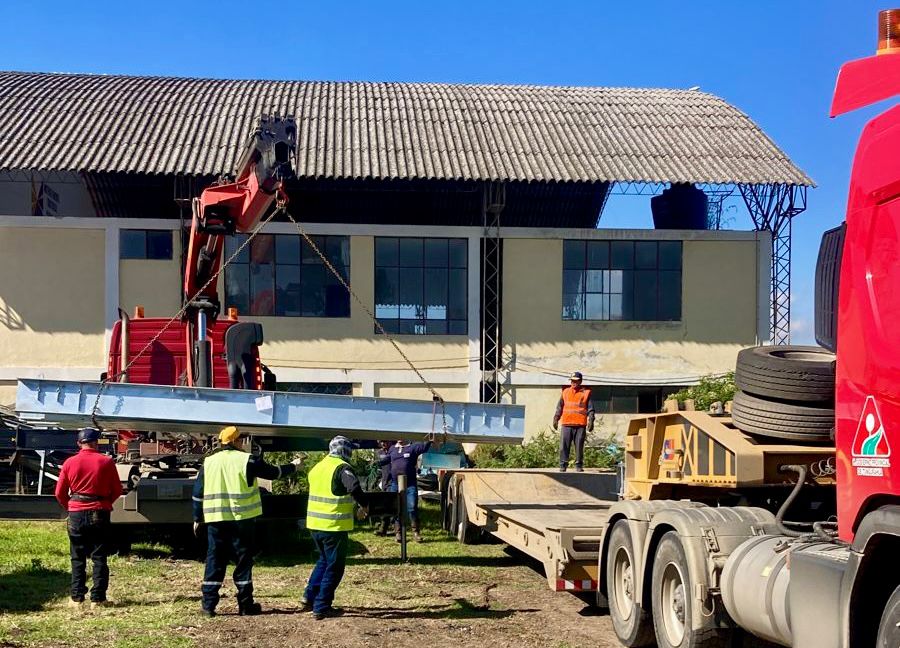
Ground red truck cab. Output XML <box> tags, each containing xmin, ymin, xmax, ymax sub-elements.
<box><xmin>828</xmin><ymin>13</ymin><xmax>900</xmax><ymax>544</ymax></box>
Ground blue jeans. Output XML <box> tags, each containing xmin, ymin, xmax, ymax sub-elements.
<box><xmin>389</xmin><ymin>482</ymin><xmax>420</xmax><ymax>528</ymax></box>
<box><xmin>305</xmin><ymin>530</ymin><xmax>348</xmax><ymax>614</ymax></box>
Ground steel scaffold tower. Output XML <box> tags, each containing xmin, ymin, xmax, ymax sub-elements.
<box><xmin>739</xmin><ymin>184</ymin><xmax>808</xmax><ymax>345</ymax></box>
<box><xmin>480</xmin><ymin>181</ymin><xmax>508</xmax><ymax>403</ymax></box>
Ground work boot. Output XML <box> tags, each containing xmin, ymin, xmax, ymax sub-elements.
<box><xmin>413</xmin><ymin>530</ymin><xmax>423</xmax><ymax>543</ymax></box>
<box><xmin>239</xmin><ymin>602</ymin><xmax>262</xmax><ymax>616</ymax></box>
<box><xmin>90</xmin><ymin>600</ymin><xmax>110</xmax><ymax>610</ymax></box>
<box><xmin>313</xmin><ymin>607</ymin><xmax>344</xmax><ymax>621</ymax></box>
<box><xmin>67</xmin><ymin>598</ymin><xmax>84</xmax><ymax>609</ymax></box>
<box><xmin>299</xmin><ymin>597</ymin><xmax>312</xmax><ymax>612</ymax></box>
<box><xmin>394</xmin><ymin>521</ymin><xmax>402</xmax><ymax>543</ymax></box>
<box><xmin>559</xmin><ymin>466</ymin><xmax>567</xmax><ymax>473</ymax></box>
<box><xmin>201</xmin><ymin>606</ymin><xmax>216</xmax><ymax>618</ymax></box>
<box><xmin>575</xmin><ymin>467</ymin><xmax>584</xmax><ymax>473</ymax></box>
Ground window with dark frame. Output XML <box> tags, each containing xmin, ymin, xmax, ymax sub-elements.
<box><xmin>591</xmin><ymin>385</ymin><xmax>681</xmax><ymax>414</ymax></box>
<box><xmin>562</xmin><ymin>240</ymin><xmax>682</xmax><ymax>321</ymax></box>
<box><xmin>374</xmin><ymin>237</ymin><xmax>468</xmax><ymax>335</ymax></box>
<box><xmin>276</xmin><ymin>382</ymin><xmax>353</xmax><ymax>396</ymax></box>
<box><xmin>223</xmin><ymin>234</ymin><xmax>350</xmax><ymax>318</ymax></box>
<box><xmin>119</xmin><ymin>230</ymin><xmax>173</xmax><ymax>260</ymax></box>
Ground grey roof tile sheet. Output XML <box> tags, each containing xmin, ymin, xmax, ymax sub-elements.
<box><xmin>0</xmin><ymin>71</ymin><xmax>812</xmax><ymax>186</ymax></box>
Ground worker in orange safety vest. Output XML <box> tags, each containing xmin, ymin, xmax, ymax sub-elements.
<box><xmin>552</xmin><ymin>371</ymin><xmax>595</xmax><ymax>472</ymax></box>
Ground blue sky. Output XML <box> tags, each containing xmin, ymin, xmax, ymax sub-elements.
<box><xmin>3</xmin><ymin>1</ymin><xmax>892</xmax><ymax>343</ymax></box>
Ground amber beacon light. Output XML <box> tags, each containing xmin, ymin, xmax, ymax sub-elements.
<box><xmin>878</xmin><ymin>9</ymin><xmax>900</xmax><ymax>54</ymax></box>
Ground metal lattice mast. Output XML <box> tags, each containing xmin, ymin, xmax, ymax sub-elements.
<box><xmin>480</xmin><ymin>181</ymin><xmax>507</xmax><ymax>403</ymax></box>
<box><xmin>738</xmin><ymin>184</ymin><xmax>807</xmax><ymax>345</ymax></box>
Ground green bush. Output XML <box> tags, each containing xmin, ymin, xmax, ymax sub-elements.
<box><xmin>668</xmin><ymin>372</ymin><xmax>736</xmax><ymax>411</ymax></box>
<box><xmin>470</xmin><ymin>429</ymin><xmax>622</xmax><ymax>469</ymax></box>
<box><xmin>264</xmin><ymin>449</ymin><xmax>377</xmax><ymax>495</ymax></box>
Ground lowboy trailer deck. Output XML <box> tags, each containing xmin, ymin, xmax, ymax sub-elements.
<box><xmin>443</xmin><ymin>469</ymin><xmax>619</xmax><ymax>592</ymax></box>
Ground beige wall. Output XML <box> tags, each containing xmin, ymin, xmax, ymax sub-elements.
<box><xmin>227</xmin><ymin>236</ymin><xmax>470</xmax><ymax>372</ymax></box>
<box><xmin>504</xmin><ymin>237</ymin><xmax>760</xmax><ymax>382</ymax></box>
<box><xmin>0</xmin><ymin>227</ymin><xmax>106</xmax><ymax>368</ymax></box>
<box><xmin>0</xmin><ymin>222</ymin><xmax>764</xmax><ymax>441</ymax></box>
<box><xmin>0</xmin><ymin>382</ymin><xmax>15</xmax><ymax>407</ymax></box>
<box><xmin>119</xmin><ymin>233</ymin><xmax>181</xmax><ymax>317</ymax></box>
<box><xmin>375</xmin><ymin>383</ymin><xmax>469</xmax><ymax>401</ymax></box>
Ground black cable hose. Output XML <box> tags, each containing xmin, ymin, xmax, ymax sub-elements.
<box><xmin>775</xmin><ymin>464</ymin><xmax>809</xmax><ymax>537</ymax></box>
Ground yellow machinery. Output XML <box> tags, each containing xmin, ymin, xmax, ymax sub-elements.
<box><xmin>623</xmin><ymin>407</ymin><xmax>835</xmax><ymax>501</ymax></box>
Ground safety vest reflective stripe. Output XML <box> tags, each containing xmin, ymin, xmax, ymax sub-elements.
<box><xmin>306</xmin><ymin>455</ymin><xmax>355</xmax><ymax>532</ymax></box>
<box><xmin>308</xmin><ymin>494</ymin><xmax>354</xmax><ymax>505</ymax></box>
<box><xmin>203</xmin><ymin>502</ymin><xmax>264</xmax><ymax>515</ymax></box>
<box><xmin>201</xmin><ymin>449</ymin><xmax>263</xmax><ymax>523</ymax></box>
<box><xmin>307</xmin><ymin>510</ymin><xmax>354</xmax><ymax>520</ymax></box>
<box><xmin>203</xmin><ymin>491</ymin><xmax>260</xmax><ymax>501</ymax></box>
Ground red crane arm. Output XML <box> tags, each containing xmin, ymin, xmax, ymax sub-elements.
<box><xmin>183</xmin><ymin>115</ymin><xmax>297</xmax><ymax>313</ymax></box>
<box><xmin>181</xmin><ymin>115</ymin><xmax>296</xmax><ymax>387</ymax></box>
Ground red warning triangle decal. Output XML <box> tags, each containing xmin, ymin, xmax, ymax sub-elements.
<box><xmin>852</xmin><ymin>396</ymin><xmax>891</xmax><ymax>457</ymax></box>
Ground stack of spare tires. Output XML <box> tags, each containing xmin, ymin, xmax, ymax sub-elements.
<box><xmin>731</xmin><ymin>345</ymin><xmax>836</xmax><ymax>443</ymax></box>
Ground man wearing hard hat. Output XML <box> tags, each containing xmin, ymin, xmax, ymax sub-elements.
<box><xmin>193</xmin><ymin>425</ymin><xmax>304</xmax><ymax>617</ymax></box>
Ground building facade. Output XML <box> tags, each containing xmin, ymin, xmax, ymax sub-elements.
<box><xmin>0</xmin><ymin>73</ymin><xmax>809</xmax><ymax>439</ymax></box>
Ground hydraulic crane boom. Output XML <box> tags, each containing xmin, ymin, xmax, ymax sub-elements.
<box><xmin>182</xmin><ymin>115</ymin><xmax>297</xmax><ymax>387</ymax></box>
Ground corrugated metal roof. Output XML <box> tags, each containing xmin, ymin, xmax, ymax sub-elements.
<box><xmin>0</xmin><ymin>71</ymin><xmax>813</xmax><ymax>186</ymax></box>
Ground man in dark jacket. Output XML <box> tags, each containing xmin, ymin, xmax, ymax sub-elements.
<box><xmin>55</xmin><ymin>428</ymin><xmax>123</xmax><ymax>608</ymax></box>
<box><xmin>373</xmin><ymin>440</ymin><xmax>393</xmax><ymax>536</ymax></box>
<box><xmin>378</xmin><ymin>439</ymin><xmax>432</xmax><ymax>542</ymax></box>
<box><xmin>192</xmin><ymin>425</ymin><xmax>303</xmax><ymax>617</ymax></box>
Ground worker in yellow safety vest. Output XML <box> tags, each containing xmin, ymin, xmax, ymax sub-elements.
<box><xmin>302</xmin><ymin>435</ymin><xmax>371</xmax><ymax>620</ymax></box>
<box><xmin>192</xmin><ymin>425</ymin><xmax>303</xmax><ymax>617</ymax></box>
<box><xmin>552</xmin><ymin>371</ymin><xmax>595</xmax><ymax>472</ymax></box>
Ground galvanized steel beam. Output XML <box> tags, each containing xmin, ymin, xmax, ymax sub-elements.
<box><xmin>15</xmin><ymin>379</ymin><xmax>525</xmax><ymax>445</ymax></box>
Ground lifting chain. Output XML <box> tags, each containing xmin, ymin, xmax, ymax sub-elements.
<box><xmin>89</xmin><ymin>205</ymin><xmax>284</xmax><ymax>430</ymax></box>
<box><xmin>90</xmin><ymin>196</ymin><xmax>448</xmax><ymax>441</ymax></box>
<box><xmin>281</xmin><ymin>208</ymin><xmax>447</xmax><ymax>434</ymax></box>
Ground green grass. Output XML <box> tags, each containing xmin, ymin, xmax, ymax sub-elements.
<box><xmin>0</xmin><ymin>504</ymin><xmax>512</xmax><ymax>647</ymax></box>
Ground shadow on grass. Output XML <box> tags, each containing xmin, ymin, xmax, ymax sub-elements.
<box><xmin>344</xmin><ymin>599</ymin><xmax>538</xmax><ymax>620</ymax></box>
<box><xmin>0</xmin><ymin>565</ymin><xmax>69</xmax><ymax>611</ymax></box>
<box><xmin>345</xmin><ymin>554</ymin><xmax>517</xmax><ymax>567</ymax></box>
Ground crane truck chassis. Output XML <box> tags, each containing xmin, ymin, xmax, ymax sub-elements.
<box><xmin>442</xmin><ymin>12</ymin><xmax>900</xmax><ymax>646</ymax></box>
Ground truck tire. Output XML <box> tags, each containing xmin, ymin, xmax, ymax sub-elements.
<box><xmin>731</xmin><ymin>390</ymin><xmax>834</xmax><ymax>443</ymax></box>
<box><xmin>651</xmin><ymin>531</ymin><xmax>731</xmax><ymax>648</ymax></box>
<box><xmin>877</xmin><ymin>583</ymin><xmax>900</xmax><ymax>647</ymax></box>
<box><xmin>735</xmin><ymin>346</ymin><xmax>835</xmax><ymax>403</ymax></box>
<box><xmin>607</xmin><ymin>521</ymin><xmax>655</xmax><ymax>647</ymax></box>
<box><xmin>454</xmin><ymin>481</ymin><xmax>481</xmax><ymax>545</ymax></box>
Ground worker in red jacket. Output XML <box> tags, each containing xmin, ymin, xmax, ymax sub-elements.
<box><xmin>54</xmin><ymin>428</ymin><xmax>123</xmax><ymax>608</ymax></box>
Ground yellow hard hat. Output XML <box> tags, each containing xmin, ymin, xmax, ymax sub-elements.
<box><xmin>219</xmin><ymin>426</ymin><xmax>241</xmax><ymax>445</ymax></box>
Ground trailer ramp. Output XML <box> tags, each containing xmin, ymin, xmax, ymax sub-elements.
<box><xmin>16</xmin><ymin>379</ymin><xmax>525</xmax><ymax>444</ymax></box>
<box><xmin>447</xmin><ymin>469</ymin><xmax>617</xmax><ymax>592</ymax></box>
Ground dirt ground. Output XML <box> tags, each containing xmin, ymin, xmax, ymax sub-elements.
<box><xmin>187</xmin><ymin>559</ymin><xmax>619</xmax><ymax>648</ymax></box>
